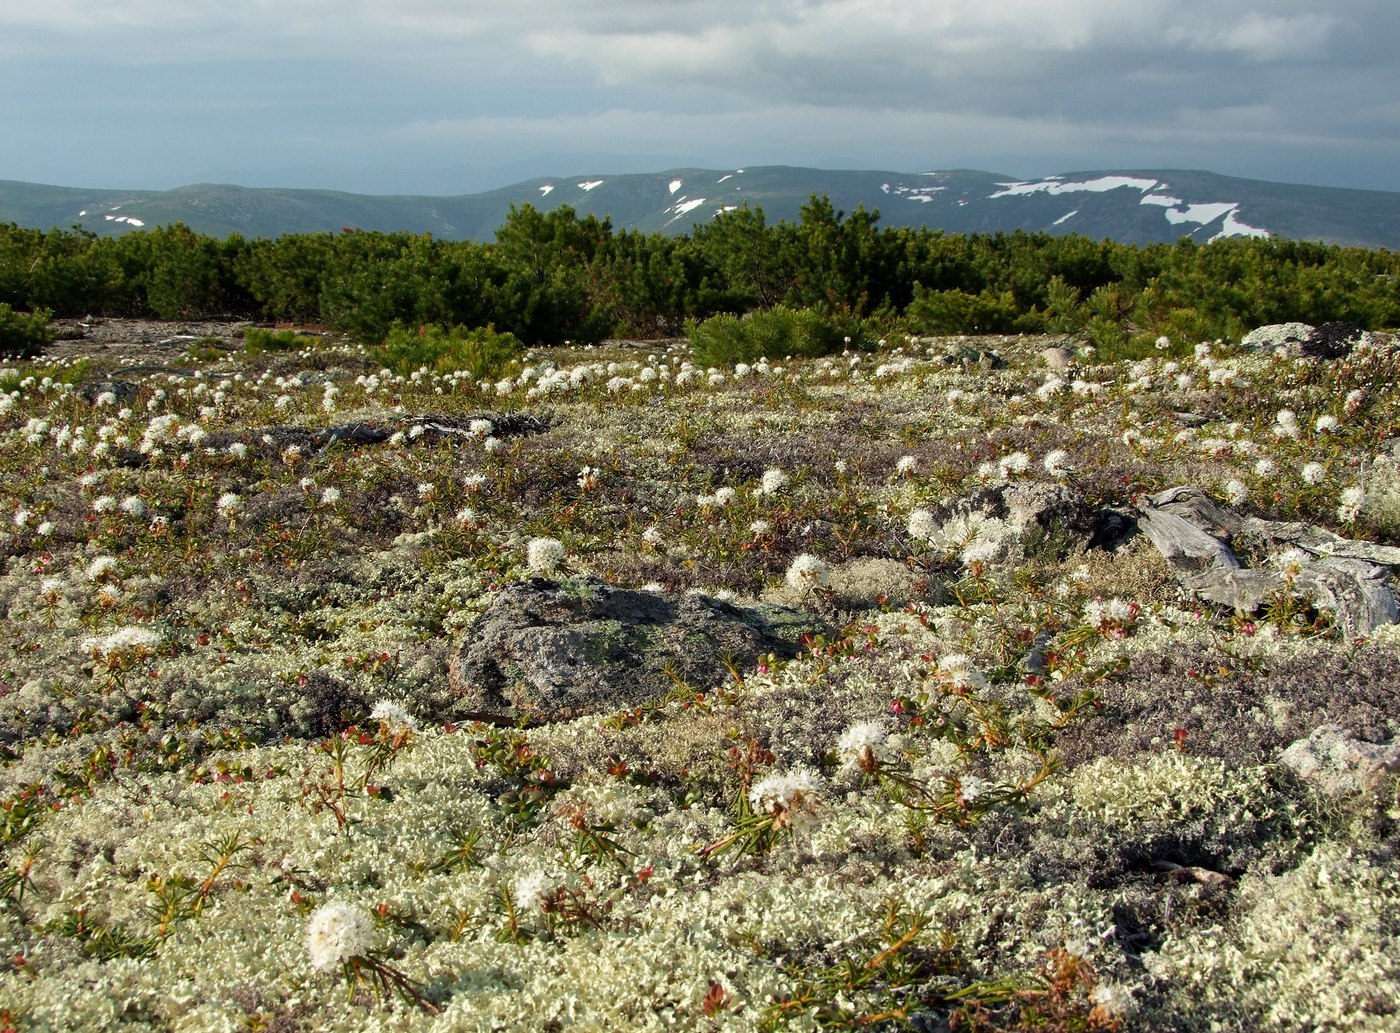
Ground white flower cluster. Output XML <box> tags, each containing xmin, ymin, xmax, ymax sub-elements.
<box><xmin>907</xmin><ymin>508</ymin><xmax>938</xmax><ymax>543</ymax></box>
<box><xmin>1042</xmin><ymin>449</ymin><xmax>1073</xmax><ymax>478</ymax></box>
<box><xmin>81</xmin><ymin>625</ymin><xmax>163</xmax><ymax>656</ymax></box>
<box><xmin>757</xmin><ymin>468</ymin><xmax>790</xmax><ymax>495</ymax></box>
<box><xmin>512</xmin><ymin>870</ymin><xmax>554</xmax><ymax>912</ymax></box>
<box><xmin>698</xmin><ymin>486</ymin><xmax>736</xmax><ymax>509</ymax></box>
<box><xmin>1338</xmin><ymin>485</ymin><xmax>1365</xmax><ymax>524</ymax></box>
<box><xmin>947</xmin><ymin>512</ymin><xmax>1016</xmax><ymax>566</ymax></box>
<box><xmin>934</xmin><ymin>653</ymin><xmax>987</xmax><ymax>694</ymax></box>
<box><xmin>836</xmin><ymin>721</ymin><xmax>896</xmax><ymax>773</ymax></box>
<box><xmin>1271</xmin><ymin>547</ymin><xmax>1311</xmax><ymax>577</ymax></box>
<box><xmin>1300</xmin><ymin>462</ymin><xmax>1327</xmax><ymax>486</ymax></box>
<box><xmin>997</xmin><ymin>451</ymin><xmax>1031</xmax><ymax>479</ymax></box>
<box><xmin>306</xmin><ymin>901</ymin><xmax>373</xmax><ymax>971</ymax></box>
<box><xmin>1082</xmin><ymin>597</ymin><xmax>1140</xmax><ymax>634</ymax></box>
<box><xmin>748</xmin><ymin>766</ymin><xmax>823</xmax><ymax>832</ymax></box>
<box><xmin>86</xmin><ymin>555</ymin><xmax>120</xmax><ymax>581</ymax></box>
<box><xmin>369</xmin><ymin>699</ymin><xmax>418</xmax><ymax>735</ymax></box>
<box><xmin>527</xmin><ymin>536</ymin><xmax>566</xmax><ymax>574</ymax></box>
<box><xmin>785</xmin><ymin>553</ymin><xmax>829</xmax><ymax>592</ymax></box>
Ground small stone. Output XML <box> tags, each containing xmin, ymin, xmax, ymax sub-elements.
<box><xmin>1280</xmin><ymin>723</ymin><xmax>1400</xmax><ymax>797</ymax></box>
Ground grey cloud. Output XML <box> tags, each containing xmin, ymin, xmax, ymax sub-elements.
<box><xmin>2</xmin><ymin>0</ymin><xmax>1398</xmax><ymax>192</ymax></box>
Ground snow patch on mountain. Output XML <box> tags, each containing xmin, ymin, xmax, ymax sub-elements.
<box><xmin>990</xmin><ymin>176</ymin><xmax>1159</xmax><ymax>198</ymax></box>
<box><xmin>578</xmin><ymin>180</ymin><xmax>604</xmax><ymax>192</ymax></box>
<box><xmin>1217</xmin><ymin>210</ymin><xmax>1269</xmax><ymax>240</ymax></box>
<box><xmin>1053</xmin><ymin>210</ymin><xmax>1079</xmax><ymax>225</ymax></box>
<box><xmin>668</xmin><ymin>197</ymin><xmax>705</xmax><ymax>217</ymax></box>
<box><xmin>668</xmin><ymin>179</ymin><xmax>683</xmax><ymax>195</ymax></box>
<box><xmin>987</xmin><ymin>176</ymin><xmax>1272</xmax><ymax>240</ymax></box>
<box><xmin>539</xmin><ymin>184</ymin><xmax>554</xmax><ymax>197</ymax></box>
<box><xmin>1166</xmin><ymin>202</ymin><xmax>1238</xmax><ymax>226</ymax></box>
<box><xmin>887</xmin><ymin>182</ymin><xmax>945</xmax><ymax>204</ymax></box>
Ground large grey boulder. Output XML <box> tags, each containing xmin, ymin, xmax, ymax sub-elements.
<box><xmin>449</xmin><ymin>578</ymin><xmax>829</xmax><ymax>722</ymax></box>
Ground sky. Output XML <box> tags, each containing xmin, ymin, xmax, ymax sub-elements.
<box><xmin>3</xmin><ymin>1</ymin><xmax>1399</xmax><ymax>196</ymax></box>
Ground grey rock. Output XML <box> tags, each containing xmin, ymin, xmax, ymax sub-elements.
<box><xmin>77</xmin><ymin>380</ymin><xmax>139</xmax><ymax>405</ymax></box>
<box><xmin>942</xmin><ymin>344</ymin><xmax>1007</xmax><ymax>369</ymax></box>
<box><xmin>1302</xmin><ymin>321</ymin><xmax>1367</xmax><ymax>359</ymax></box>
<box><xmin>1281</xmin><ymin>723</ymin><xmax>1400</xmax><ymax>797</ymax></box>
<box><xmin>207</xmin><ymin>411</ymin><xmax>548</xmax><ymax>460</ymax></box>
<box><xmin>1240</xmin><ymin>518</ymin><xmax>1400</xmax><ymax>568</ymax></box>
<box><xmin>1183</xmin><ymin>559</ymin><xmax>1397</xmax><ymax>641</ymax></box>
<box><xmin>939</xmin><ymin>481</ymin><xmax>1135</xmax><ymax>553</ymax></box>
<box><xmin>1038</xmin><ymin>346</ymin><xmax>1075</xmax><ymax>371</ymax></box>
<box><xmin>1137</xmin><ymin>505</ymin><xmax>1239</xmax><ymax>574</ymax></box>
<box><xmin>1239</xmin><ymin>323</ymin><xmax>1313</xmax><ymax>351</ymax></box>
<box><xmin>449</xmin><ymin>577</ymin><xmax>829</xmax><ymax>722</ymax></box>
<box><xmin>1020</xmin><ymin>629</ymin><xmax>1055</xmax><ymax>675</ymax></box>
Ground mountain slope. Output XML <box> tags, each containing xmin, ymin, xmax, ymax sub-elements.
<box><xmin>2</xmin><ymin>166</ymin><xmax>1397</xmax><ymax>248</ymax></box>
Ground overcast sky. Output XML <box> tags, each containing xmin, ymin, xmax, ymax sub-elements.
<box><xmin>3</xmin><ymin>1</ymin><xmax>1398</xmax><ymax>195</ymax></box>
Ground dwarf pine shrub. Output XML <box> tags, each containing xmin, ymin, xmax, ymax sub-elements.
<box><xmin>0</xmin><ymin>303</ymin><xmax>54</xmax><ymax>358</ymax></box>
<box><xmin>380</xmin><ymin>322</ymin><xmax>524</xmax><ymax>378</ymax></box>
<box><xmin>906</xmin><ymin>285</ymin><xmax>1034</xmax><ymax>335</ymax></box>
<box><xmin>242</xmin><ymin>327</ymin><xmax>324</xmax><ymax>355</ymax></box>
<box><xmin>687</xmin><ymin>305</ymin><xmax>877</xmax><ymax>366</ymax></box>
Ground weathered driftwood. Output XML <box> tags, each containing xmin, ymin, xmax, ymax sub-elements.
<box><xmin>1137</xmin><ymin>487</ymin><xmax>1399</xmax><ymax>641</ymax></box>
<box><xmin>1241</xmin><ymin>520</ymin><xmax>1400</xmax><ymax>567</ymax></box>
<box><xmin>1136</xmin><ymin>504</ymin><xmax>1239</xmax><ymax>573</ymax></box>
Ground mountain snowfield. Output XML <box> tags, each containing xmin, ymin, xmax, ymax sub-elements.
<box><xmin>986</xmin><ymin>174</ymin><xmax>1270</xmax><ymax>241</ymax></box>
<box><xmin>1</xmin><ymin>165</ymin><xmax>1395</xmax><ymax>246</ymax></box>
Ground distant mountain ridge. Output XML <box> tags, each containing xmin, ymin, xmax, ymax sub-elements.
<box><xmin>2</xmin><ymin>166</ymin><xmax>1398</xmax><ymax>248</ymax></box>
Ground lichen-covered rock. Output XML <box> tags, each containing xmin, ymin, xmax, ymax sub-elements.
<box><xmin>937</xmin><ymin>480</ymin><xmax>1134</xmax><ymax>553</ymax></box>
<box><xmin>1239</xmin><ymin>322</ymin><xmax>1313</xmax><ymax>351</ymax></box>
<box><xmin>1281</xmin><ymin>723</ymin><xmax>1400</xmax><ymax>797</ymax></box>
<box><xmin>449</xmin><ymin>577</ymin><xmax>829</xmax><ymax>721</ymax></box>
<box><xmin>76</xmin><ymin>379</ymin><xmax>139</xmax><ymax>405</ymax></box>
<box><xmin>941</xmin><ymin>344</ymin><xmax>1007</xmax><ymax>369</ymax></box>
